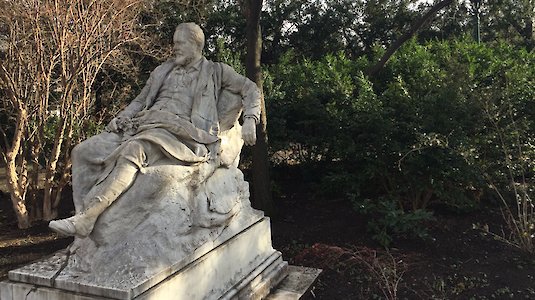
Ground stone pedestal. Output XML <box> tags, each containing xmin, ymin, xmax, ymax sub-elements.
<box><xmin>1</xmin><ymin>218</ymin><xmax>288</xmax><ymax>300</ymax></box>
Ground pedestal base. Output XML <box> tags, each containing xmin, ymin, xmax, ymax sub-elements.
<box><xmin>1</xmin><ymin>218</ymin><xmax>288</xmax><ymax>300</ymax></box>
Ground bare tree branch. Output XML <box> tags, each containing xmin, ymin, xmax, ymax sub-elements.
<box><xmin>366</xmin><ymin>0</ymin><xmax>454</xmax><ymax>77</ymax></box>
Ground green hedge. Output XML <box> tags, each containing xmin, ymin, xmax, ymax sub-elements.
<box><xmin>265</xmin><ymin>39</ymin><xmax>535</xmax><ymax>246</ymax></box>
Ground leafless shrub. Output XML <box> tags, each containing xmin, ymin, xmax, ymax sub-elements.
<box><xmin>480</xmin><ymin>88</ymin><xmax>535</xmax><ymax>253</ymax></box>
<box><xmin>0</xmin><ymin>0</ymin><xmax>145</xmax><ymax>227</ymax></box>
<box><xmin>295</xmin><ymin>243</ymin><xmax>408</xmax><ymax>300</ymax></box>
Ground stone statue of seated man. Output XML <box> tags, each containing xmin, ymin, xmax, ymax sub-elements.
<box><xmin>49</xmin><ymin>22</ymin><xmax>261</xmax><ymax>238</ymax></box>
<box><xmin>5</xmin><ymin>22</ymin><xmax>284</xmax><ymax>296</ymax></box>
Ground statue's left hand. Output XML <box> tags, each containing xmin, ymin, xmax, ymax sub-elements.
<box><xmin>242</xmin><ymin>117</ymin><xmax>257</xmax><ymax>146</ymax></box>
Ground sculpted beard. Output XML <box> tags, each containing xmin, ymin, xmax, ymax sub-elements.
<box><xmin>174</xmin><ymin>52</ymin><xmax>194</xmax><ymax>67</ymax></box>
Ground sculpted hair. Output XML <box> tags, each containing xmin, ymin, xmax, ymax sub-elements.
<box><xmin>175</xmin><ymin>23</ymin><xmax>205</xmax><ymax>52</ymax></box>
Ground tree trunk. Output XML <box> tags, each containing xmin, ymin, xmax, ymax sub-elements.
<box><xmin>42</xmin><ymin>115</ymin><xmax>67</xmax><ymax>221</ymax></box>
<box><xmin>28</xmin><ymin>157</ymin><xmax>41</xmax><ymax>221</ymax></box>
<box><xmin>11</xmin><ymin>194</ymin><xmax>30</xmax><ymax>229</ymax></box>
<box><xmin>5</xmin><ymin>160</ymin><xmax>30</xmax><ymax>228</ymax></box>
<box><xmin>4</xmin><ymin>107</ymin><xmax>31</xmax><ymax>229</ymax></box>
<box><xmin>243</xmin><ymin>0</ymin><xmax>274</xmax><ymax>215</ymax></box>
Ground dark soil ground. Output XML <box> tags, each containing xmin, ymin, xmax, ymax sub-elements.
<box><xmin>1</xmin><ymin>166</ymin><xmax>535</xmax><ymax>299</ymax></box>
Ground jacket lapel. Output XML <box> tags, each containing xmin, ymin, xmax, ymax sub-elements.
<box><xmin>145</xmin><ymin>60</ymin><xmax>175</xmax><ymax>108</ymax></box>
<box><xmin>191</xmin><ymin>58</ymin><xmax>219</xmax><ymax>135</ymax></box>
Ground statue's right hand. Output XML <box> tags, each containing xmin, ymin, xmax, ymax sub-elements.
<box><xmin>105</xmin><ymin>117</ymin><xmax>124</xmax><ymax>133</ymax></box>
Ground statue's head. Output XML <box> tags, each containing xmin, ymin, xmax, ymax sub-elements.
<box><xmin>173</xmin><ymin>23</ymin><xmax>204</xmax><ymax>67</ymax></box>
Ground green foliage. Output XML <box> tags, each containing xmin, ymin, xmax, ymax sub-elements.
<box><xmin>266</xmin><ymin>38</ymin><xmax>534</xmax><ymax>246</ymax></box>
<box><xmin>266</xmin><ymin>51</ymin><xmax>367</xmax><ymax>163</ymax></box>
<box><xmin>192</xmin><ymin>0</ymin><xmax>534</xmax><ymax>66</ymax></box>
<box><xmin>353</xmin><ymin>196</ymin><xmax>434</xmax><ymax>247</ymax></box>
<box><xmin>212</xmin><ymin>38</ymin><xmax>245</xmax><ymax>74</ymax></box>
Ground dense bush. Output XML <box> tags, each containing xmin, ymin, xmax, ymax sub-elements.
<box><xmin>265</xmin><ymin>39</ymin><xmax>535</xmax><ymax>246</ymax></box>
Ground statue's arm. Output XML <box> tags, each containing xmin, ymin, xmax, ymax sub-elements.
<box><xmin>219</xmin><ymin>63</ymin><xmax>261</xmax><ymax>124</ymax></box>
<box><xmin>219</xmin><ymin>63</ymin><xmax>261</xmax><ymax>145</ymax></box>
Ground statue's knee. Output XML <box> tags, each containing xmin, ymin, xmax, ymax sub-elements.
<box><xmin>121</xmin><ymin>140</ymin><xmax>144</xmax><ymax>154</ymax></box>
<box><xmin>118</xmin><ymin>140</ymin><xmax>147</xmax><ymax>163</ymax></box>
<box><xmin>71</xmin><ymin>141</ymin><xmax>88</xmax><ymax>161</ymax></box>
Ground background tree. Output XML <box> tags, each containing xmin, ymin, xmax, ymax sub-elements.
<box><xmin>0</xmin><ymin>0</ymin><xmax>144</xmax><ymax>228</ymax></box>
<box><xmin>367</xmin><ymin>0</ymin><xmax>454</xmax><ymax>76</ymax></box>
<box><xmin>240</xmin><ymin>0</ymin><xmax>274</xmax><ymax>215</ymax></box>
<box><xmin>482</xmin><ymin>0</ymin><xmax>534</xmax><ymax>49</ymax></box>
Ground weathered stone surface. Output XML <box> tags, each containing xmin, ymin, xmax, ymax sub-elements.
<box><xmin>133</xmin><ymin>218</ymin><xmax>282</xmax><ymax>300</ymax></box>
<box><xmin>266</xmin><ymin>266</ymin><xmax>323</xmax><ymax>300</ymax></box>
<box><xmin>4</xmin><ymin>218</ymin><xmax>287</xmax><ymax>300</ymax></box>
<box><xmin>222</xmin><ymin>255</ymin><xmax>288</xmax><ymax>300</ymax></box>
<box><xmin>9</xmin><ymin>167</ymin><xmax>265</xmax><ymax>298</ymax></box>
<box><xmin>0</xmin><ymin>281</ymin><xmax>99</xmax><ymax>300</ymax></box>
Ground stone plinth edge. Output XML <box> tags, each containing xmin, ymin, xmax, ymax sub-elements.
<box><xmin>2</xmin><ymin>217</ymin><xmax>288</xmax><ymax>300</ymax></box>
<box><xmin>267</xmin><ymin>266</ymin><xmax>323</xmax><ymax>300</ymax></box>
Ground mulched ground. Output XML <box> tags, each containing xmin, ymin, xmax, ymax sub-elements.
<box><xmin>270</xmin><ymin>167</ymin><xmax>535</xmax><ymax>299</ymax></box>
<box><xmin>1</xmin><ymin>166</ymin><xmax>535</xmax><ymax>299</ymax></box>
<box><xmin>272</xmin><ymin>195</ymin><xmax>535</xmax><ymax>299</ymax></box>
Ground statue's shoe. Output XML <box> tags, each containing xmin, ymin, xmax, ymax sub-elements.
<box><xmin>49</xmin><ymin>218</ymin><xmax>76</xmax><ymax>236</ymax></box>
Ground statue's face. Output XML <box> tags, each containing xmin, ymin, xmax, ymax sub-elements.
<box><xmin>173</xmin><ymin>30</ymin><xmax>199</xmax><ymax>67</ymax></box>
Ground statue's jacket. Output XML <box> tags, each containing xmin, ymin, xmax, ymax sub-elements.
<box><xmin>109</xmin><ymin>57</ymin><xmax>260</xmax><ymax>164</ymax></box>
<box><xmin>71</xmin><ymin>57</ymin><xmax>260</xmax><ymax>202</ymax></box>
